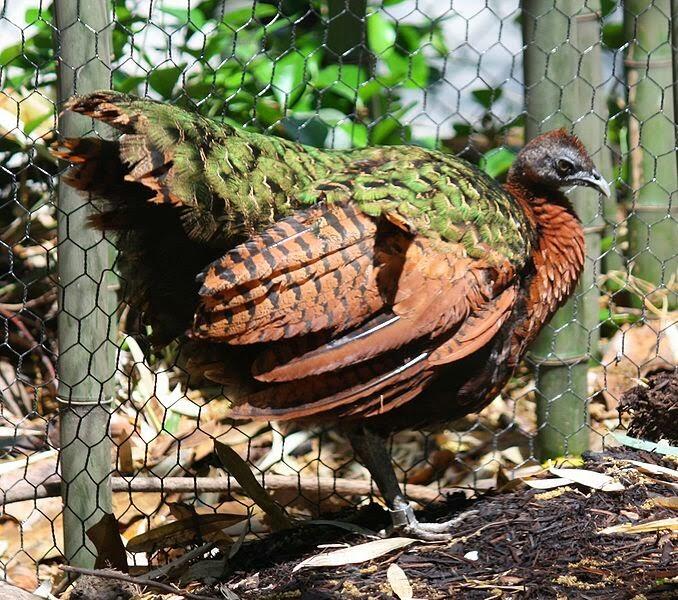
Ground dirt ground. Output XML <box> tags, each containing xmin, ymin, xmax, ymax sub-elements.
<box><xmin>619</xmin><ymin>370</ymin><xmax>678</xmax><ymax>443</ymax></box>
<box><xmin>212</xmin><ymin>450</ymin><xmax>677</xmax><ymax>600</ymax></box>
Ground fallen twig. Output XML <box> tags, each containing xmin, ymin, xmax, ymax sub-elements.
<box><xmin>0</xmin><ymin>289</ymin><xmax>58</xmax><ymax>312</ymax></box>
<box><xmin>59</xmin><ymin>565</ymin><xmax>218</xmax><ymax>600</ymax></box>
<box><xmin>2</xmin><ymin>472</ymin><xmax>441</xmax><ymax>506</ymax></box>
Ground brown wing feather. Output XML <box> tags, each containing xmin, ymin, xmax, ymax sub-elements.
<box><xmin>252</xmin><ymin>241</ymin><xmax>493</xmax><ymax>382</ymax></box>
<box><xmin>229</xmin><ymin>350</ymin><xmax>431</xmax><ymax>421</ymax></box>
<box><xmin>427</xmin><ymin>285</ymin><xmax>517</xmax><ymax>365</ymax></box>
<box><xmin>193</xmin><ymin>203</ymin><xmax>411</xmax><ymax>344</ymax></box>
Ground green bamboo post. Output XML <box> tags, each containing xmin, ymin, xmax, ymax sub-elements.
<box><xmin>54</xmin><ymin>0</ymin><xmax>116</xmax><ymax>568</ymax></box>
<box><xmin>624</xmin><ymin>0</ymin><xmax>678</xmax><ymax>309</ymax></box>
<box><xmin>522</xmin><ymin>0</ymin><xmax>606</xmax><ymax>459</ymax></box>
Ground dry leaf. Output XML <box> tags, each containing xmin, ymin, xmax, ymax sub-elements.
<box><xmin>599</xmin><ymin>517</ymin><xmax>678</xmax><ymax>535</ymax></box>
<box><xmin>125</xmin><ymin>513</ymin><xmax>245</xmax><ymax>552</ymax></box>
<box><xmin>500</xmin><ymin>446</ymin><xmax>525</xmax><ymax>465</ymax></box>
<box><xmin>549</xmin><ymin>467</ymin><xmax>625</xmax><ymax>492</ymax></box>
<box><xmin>387</xmin><ymin>563</ymin><xmax>413</xmax><ymax>600</ymax></box>
<box><xmin>215</xmin><ymin>441</ymin><xmax>292</xmax><ymax>531</ymax></box>
<box><xmin>511</xmin><ymin>464</ymin><xmax>546</xmax><ymax>479</ymax></box>
<box><xmin>87</xmin><ymin>513</ymin><xmax>128</xmax><ymax>571</ymax></box>
<box><xmin>523</xmin><ymin>477</ymin><xmax>574</xmax><ymax>490</ymax></box>
<box><xmin>623</xmin><ymin>459</ymin><xmax>678</xmax><ymax>480</ymax></box>
<box><xmin>0</xmin><ymin>450</ymin><xmax>57</xmax><ymax>476</ymax></box>
<box><xmin>650</xmin><ymin>496</ymin><xmax>678</xmax><ymax>509</ymax></box>
<box><xmin>292</xmin><ymin>538</ymin><xmax>416</xmax><ymax>572</ymax></box>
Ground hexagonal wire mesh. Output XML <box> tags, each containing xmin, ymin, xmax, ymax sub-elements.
<box><xmin>0</xmin><ymin>0</ymin><xmax>676</xmax><ymax>585</ymax></box>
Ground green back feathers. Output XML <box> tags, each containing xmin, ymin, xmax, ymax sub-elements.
<box><xmin>68</xmin><ymin>91</ymin><xmax>532</xmax><ymax>267</ymax></box>
<box><xmin>295</xmin><ymin>149</ymin><xmax>532</xmax><ymax>267</ymax></box>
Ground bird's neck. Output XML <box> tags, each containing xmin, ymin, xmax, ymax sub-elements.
<box><xmin>504</xmin><ymin>180</ymin><xmax>585</xmax><ymax>351</ymax></box>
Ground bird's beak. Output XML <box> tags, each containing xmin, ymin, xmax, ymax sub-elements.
<box><xmin>569</xmin><ymin>169</ymin><xmax>611</xmax><ymax>198</ymax></box>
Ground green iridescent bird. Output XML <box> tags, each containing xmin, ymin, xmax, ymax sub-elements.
<box><xmin>55</xmin><ymin>91</ymin><xmax>610</xmax><ymax>540</ymax></box>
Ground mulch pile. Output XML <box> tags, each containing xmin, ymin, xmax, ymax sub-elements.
<box><xmin>222</xmin><ymin>450</ymin><xmax>677</xmax><ymax>599</ymax></box>
<box><xmin>619</xmin><ymin>370</ymin><xmax>678</xmax><ymax>443</ymax></box>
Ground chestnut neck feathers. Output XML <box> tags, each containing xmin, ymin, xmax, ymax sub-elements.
<box><xmin>506</xmin><ymin>180</ymin><xmax>584</xmax><ymax>352</ymax></box>
<box><xmin>504</xmin><ymin>129</ymin><xmax>604</xmax><ymax>351</ymax></box>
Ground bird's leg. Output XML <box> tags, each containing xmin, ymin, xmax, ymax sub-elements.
<box><xmin>346</xmin><ymin>427</ymin><xmax>475</xmax><ymax>541</ymax></box>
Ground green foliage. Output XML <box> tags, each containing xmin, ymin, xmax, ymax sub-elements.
<box><xmin>471</xmin><ymin>88</ymin><xmax>503</xmax><ymax>110</ymax></box>
<box><xmin>0</xmin><ymin>6</ymin><xmax>58</xmax><ymax>225</ymax></box>
<box><xmin>103</xmin><ymin>0</ymin><xmax>448</xmax><ymax>148</ymax></box>
<box><xmin>480</xmin><ymin>147</ymin><xmax>516</xmax><ymax>178</ymax></box>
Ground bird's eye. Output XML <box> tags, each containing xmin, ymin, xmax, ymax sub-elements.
<box><xmin>556</xmin><ymin>158</ymin><xmax>574</xmax><ymax>176</ymax></box>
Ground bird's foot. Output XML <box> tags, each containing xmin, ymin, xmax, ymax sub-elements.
<box><xmin>388</xmin><ymin>497</ymin><xmax>477</xmax><ymax>542</ymax></box>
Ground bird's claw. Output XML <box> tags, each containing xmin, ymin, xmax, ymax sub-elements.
<box><xmin>388</xmin><ymin>497</ymin><xmax>478</xmax><ymax>542</ymax></box>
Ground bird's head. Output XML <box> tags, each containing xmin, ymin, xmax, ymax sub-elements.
<box><xmin>508</xmin><ymin>129</ymin><xmax>610</xmax><ymax>198</ymax></box>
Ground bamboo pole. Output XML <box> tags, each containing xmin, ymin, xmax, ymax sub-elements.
<box><xmin>54</xmin><ymin>0</ymin><xmax>115</xmax><ymax>569</ymax></box>
<box><xmin>624</xmin><ymin>0</ymin><xmax>678</xmax><ymax>309</ymax></box>
<box><xmin>522</xmin><ymin>0</ymin><xmax>607</xmax><ymax>459</ymax></box>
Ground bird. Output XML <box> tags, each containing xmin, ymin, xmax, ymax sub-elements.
<box><xmin>54</xmin><ymin>91</ymin><xmax>610</xmax><ymax>540</ymax></box>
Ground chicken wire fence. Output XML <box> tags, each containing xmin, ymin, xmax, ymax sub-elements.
<box><xmin>0</xmin><ymin>0</ymin><xmax>676</xmax><ymax>581</ymax></box>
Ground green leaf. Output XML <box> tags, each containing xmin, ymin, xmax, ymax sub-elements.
<box><xmin>598</xmin><ymin>308</ymin><xmax>639</xmax><ymax>327</ymax></box>
<box><xmin>332</xmin><ymin>122</ymin><xmax>368</xmax><ymax>149</ymax></box>
<box><xmin>602</xmin><ymin>23</ymin><xmax>624</xmax><ymax>50</ymax></box>
<box><xmin>610</xmin><ymin>432</ymin><xmax>678</xmax><ymax>457</ymax></box>
<box><xmin>479</xmin><ymin>147</ymin><xmax>516</xmax><ymax>178</ymax></box>
<box><xmin>600</xmin><ymin>235</ymin><xmax>614</xmax><ymax>253</ymax></box>
<box><xmin>381</xmin><ymin>51</ymin><xmax>409</xmax><ymax>79</ymax></box>
<box><xmin>269</xmin><ymin>52</ymin><xmax>307</xmax><ymax>107</ymax></box>
<box><xmin>371</xmin><ymin>116</ymin><xmax>402</xmax><ymax>145</ymax></box>
<box><xmin>600</xmin><ymin>0</ymin><xmax>618</xmax><ymax>17</ymax></box>
<box><xmin>114</xmin><ymin>74</ymin><xmax>145</xmax><ymax>94</ymax></box>
<box><xmin>148</xmin><ymin>65</ymin><xmax>184</xmax><ymax>98</ymax></box>
<box><xmin>254</xmin><ymin>98</ymin><xmax>283</xmax><ymax>126</ymax></box>
<box><xmin>25</xmin><ymin>8</ymin><xmax>41</xmax><ymax>23</ymax></box>
<box><xmin>453</xmin><ymin>123</ymin><xmax>473</xmax><ymax>136</ymax></box>
<box><xmin>158</xmin><ymin>7</ymin><xmax>190</xmax><ymax>22</ymax></box>
<box><xmin>404</xmin><ymin>52</ymin><xmax>429</xmax><ymax>88</ymax></box>
<box><xmin>398</xmin><ymin>25</ymin><xmax>424</xmax><ymax>53</ymax></box>
<box><xmin>316</xmin><ymin>65</ymin><xmax>368</xmax><ymax>101</ymax></box>
<box><xmin>158</xmin><ymin>6</ymin><xmax>207</xmax><ymax>30</ymax></box>
<box><xmin>24</xmin><ymin>111</ymin><xmax>53</xmax><ymax>136</ymax></box>
<box><xmin>431</xmin><ymin>28</ymin><xmax>448</xmax><ymax>56</ymax></box>
<box><xmin>0</xmin><ymin>43</ymin><xmax>23</xmax><ymax>66</ymax></box>
<box><xmin>356</xmin><ymin>79</ymin><xmax>383</xmax><ymax>103</ymax></box>
<box><xmin>471</xmin><ymin>87</ymin><xmax>503</xmax><ymax>110</ymax></box>
<box><xmin>412</xmin><ymin>136</ymin><xmax>438</xmax><ymax>149</ymax></box>
<box><xmin>163</xmin><ymin>409</ymin><xmax>181</xmax><ymax>434</ymax></box>
<box><xmin>215</xmin><ymin>68</ymin><xmax>250</xmax><ymax>91</ymax></box>
<box><xmin>367</xmin><ymin>12</ymin><xmax>396</xmax><ymax>56</ymax></box>
<box><xmin>223</xmin><ymin>4</ymin><xmax>278</xmax><ymax>29</ymax></box>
